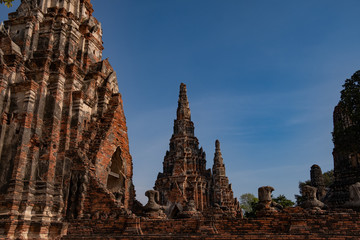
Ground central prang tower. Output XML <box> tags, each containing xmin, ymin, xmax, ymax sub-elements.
<box><xmin>155</xmin><ymin>83</ymin><xmax>211</xmax><ymax>210</ymax></box>
<box><xmin>155</xmin><ymin>83</ymin><xmax>240</xmax><ymax>214</ymax></box>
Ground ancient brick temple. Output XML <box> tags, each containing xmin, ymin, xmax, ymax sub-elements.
<box><xmin>211</xmin><ymin>139</ymin><xmax>238</xmax><ymax>210</ymax></box>
<box><xmin>324</xmin><ymin>70</ymin><xmax>360</xmax><ymax>206</ymax></box>
<box><xmin>0</xmin><ymin>0</ymin><xmax>134</xmax><ymax>238</ymax></box>
<box><xmin>2</xmin><ymin>0</ymin><xmax>360</xmax><ymax>239</ymax></box>
<box><xmin>154</xmin><ymin>83</ymin><xmax>239</xmax><ymax>213</ymax></box>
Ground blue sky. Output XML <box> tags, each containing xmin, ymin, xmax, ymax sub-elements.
<box><xmin>2</xmin><ymin>0</ymin><xmax>360</xmax><ymax>204</ymax></box>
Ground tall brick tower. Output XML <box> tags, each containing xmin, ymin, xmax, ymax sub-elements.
<box><xmin>155</xmin><ymin>83</ymin><xmax>211</xmax><ymax>211</ymax></box>
<box><xmin>0</xmin><ymin>0</ymin><xmax>134</xmax><ymax>239</ymax></box>
<box><xmin>326</xmin><ymin>70</ymin><xmax>360</xmax><ymax>206</ymax></box>
<box><xmin>327</xmin><ymin>102</ymin><xmax>360</xmax><ymax>205</ymax></box>
<box><xmin>211</xmin><ymin>140</ymin><xmax>239</xmax><ymax>211</ymax></box>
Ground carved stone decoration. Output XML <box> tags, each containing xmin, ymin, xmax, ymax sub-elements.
<box><xmin>114</xmin><ymin>190</ymin><xmax>125</xmax><ymax>206</ymax></box>
<box><xmin>257</xmin><ymin>186</ymin><xmax>281</xmax><ymax>212</ymax></box>
<box><xmin>310</xmin><ymin>165</ymin><xmax>326</xmax><ymax>200</ymax></box>
<box><xmin>344</xmin><ymin>182</ymin><xmax>360</xmax><ymax>208</ymax></box>
<box><xmin>0</xmin><ymin>49</ymin><xmax>3</xmax><ymax>65</ymax></box>
<box><xmin>184</xmin><ymin>199</ymin><xmax>197</xmax><ymax>212</ymax></box>
<box><xmin>16</xmin><ymin>0</ymin><xmax>36</xmax><ymax>17</ymax></box>
<box><xmin>301</xmin><ymin>185</ymin><xmax>326</xmax><ymax>210</ymax></box>
<box><xmin>177</xmin><ymin>199</ymin><xmax>202</xmax><ymax>218</ymax></box>
<box><xmin>258</xmin><ymin>186</ymin><xmax>273</xmax><ymax>202</ymax></box>
<box><xmin>77</xmin><ymin>172</ymin><xmax>89</xmax><ymax>218</ymax></box>
<box><xmin>67</xmin><ymin>173</ymin><xmax>79</xmax><ymax>219</ymax></box>
<box><xmin>144</xmin><ymin>190</ymin><xmax>166</xmax><ymax>219</ymax></box>
<box><xmin>107</xmin><ymin>147</ymin><xmax>126</xmax><ymax>202</ymax></box>
<box><xmin>0</xmin><ymin>1</ymin><xmax>135</xmax><ymax>238</ymax></box>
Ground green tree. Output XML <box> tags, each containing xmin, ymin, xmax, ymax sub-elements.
<box><xmin>273</xmin><ymin>194</ymin><xmax>294</xmax><ymax>208</ymax></box>
<box><xmin>239</xmin><ymin>193</ymin><xmax>258</xmax><ymax>218</ymax></box>
<box><xmin>240</xmin><ymin>193</ymin><xmax>294</xmax><ymax>218</ymax></box>
<box><xmin>0</xmin><ymin>0</ymin><xmax>15</xmax><ymax>7</ymax></box>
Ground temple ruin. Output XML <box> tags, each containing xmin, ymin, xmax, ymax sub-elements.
<box><xmin>1</xmin><ymin>0</ymin><xmax>360</xmax><ymax>239</ymax></box>
<box><xmin>154</xmin><ymin>83</ymin><xmax>240</xmax><ymax>215</ymax></box>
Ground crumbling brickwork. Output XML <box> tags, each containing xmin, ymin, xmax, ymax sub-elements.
<box><xmin>211</xmin><ymin>140</ymin><xmax>239</xmax><ymax>211</ymax></box>
<box><xmin>154</xmin><ymin>83</ymin><xmax>240</xmax><ymax>215</ymax></box>
<box><xmin>63</xmin><ymin>207</ymin><xmax>360</xmax><ymax>239</ymax></box>
<box><xmin>0</xmin><ymin>0</ymin><xmax>134</xmax><ymax>239</ymax></box>
<box><xmin>325</xmin><ymin>78</ymin><xmax>360</xmax><ymax>206</ymax></box>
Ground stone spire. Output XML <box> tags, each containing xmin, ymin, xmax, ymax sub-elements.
<box><xmin>173</xmin><ymin>83</ymin><xmax>194</xmax><ymax>137</ymax></box>
<box><xmin>213</xmin><ymin>140</ymin><xmax>225</xmax><ymax>176</ymax></box>
<box><xmin>155</xmin><ymin>83</ymin><xmax>210</xmax><ymax>211</ymax></box>
<box><xmin>177</xmin><ymin>83</ymin><xmax>191</xmax><ymax>120</ymax></box>
<box><xmin>211</xmin><ymin>139</ymin><xmax>239</xmax><ymax>211</ymax></box>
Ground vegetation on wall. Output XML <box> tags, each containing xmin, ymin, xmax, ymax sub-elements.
<box><xmin>0</xmin><ymin>0</ymin><xmax>15</xmax><ymax>7</ymax></box>
<box><xmin>333</xmin><ymin>71</ymin><xmax>360</xmax><ymax>152</ymax></box>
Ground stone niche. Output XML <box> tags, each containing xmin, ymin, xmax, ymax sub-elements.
<box><xmin>107</xmin><ymin>147</ymin><xmax>126</xmax><ymax>203</ymax></box>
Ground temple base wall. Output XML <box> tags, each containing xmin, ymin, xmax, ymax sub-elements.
<box><xmin>62</xmin><ymin>207</ymin><xmax>360</xmax><ymax>240</ymax></box>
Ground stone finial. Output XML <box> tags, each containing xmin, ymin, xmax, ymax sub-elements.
<box><xmin>176</xmin><ymin>83</ymin><xmax>191</xmax><ymax>120</ymax></box>
<box><xmin>258</xmin><ymin>186</ymin><xmax>274</xmax><ymax>202</ymax></box>
<box><xmin>144</xmin><ymin>190</ymin><xmax>166</xmax><ymax>219</ymax></box>
<box><xmin>144</xmin><ymin>190</ymin><xmax>161</xmax><ymax>211</ymax></box>
<box><xmin>310</xmin><ymin>164</ymin><xmax>324</xmax><ymax>185</ymax></box>
<box><xmin>212</xmin><ymin>139</ymin><xmax>225</xmax><ymax>177</ymax></box>
<box><xmin>300</xmin><ymin>185</ymin><xmax>325</xmax><ymax>210</ymax></box>
<box><xmin>257</xmin><ymin>186</ymin><xmax>282</xmax><ymax>212</ymax></box>
<box><xmin>215</xmin><ymin>140</ymin><xmax>220</xmax><ymax>151</ymax></box>
<box><xmin>213</xmin><ymin>139</ymin><xmax>224</xmax><ymax>166</ymax></box>
<box><xmin>344</xmin><ymin>182</ymin><xmax>360</xmax><ymax>208</ymax></box>
<box><xmin>310</xmin><ymin>164</ymin><xmax>326</xmax><ymax>200</ymax></box>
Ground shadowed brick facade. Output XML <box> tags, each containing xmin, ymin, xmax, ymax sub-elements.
<box><xmin>0</xmin><ymin>0</ymin><xmax>134</xmax><ymax>239</ymax></box>
<box><xmin>323</xmin><ymin>71</ymin><xmax>360</xmax><ymax>206</ymax></box>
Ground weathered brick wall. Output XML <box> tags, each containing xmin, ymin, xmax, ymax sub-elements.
<box><xmin>63</xmin><ymin>207</ymin><xmax>360</xmax><ymax>239</ymax></box>
<box><xmin>0</xmin><ymin>1</ymin><xmax>135</xmax><ymax>239</ymax></box>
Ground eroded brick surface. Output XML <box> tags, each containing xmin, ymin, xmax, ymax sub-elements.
<box><xmin>0</xmin><ymin>1</ymin><xmax>134</xmax><ymax>239</ymax></box>
<box><xmin>154</xmin><ymin>84</ymin><xmax>240</xmax><ymax>216</ymax></box>
<box><xmin>63</xmin><ymin>208</ymin><xmax>360</xmax><ymax>239</ymax></box>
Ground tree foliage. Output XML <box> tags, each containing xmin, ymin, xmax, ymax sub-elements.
<box><xmin>333</xmin><ymin>71</ymin><xmax>360</xmax><ymax>152</ymax></box>
<box><xmin>240</xmin><ymin>193</ymin><xmax>294</xmax><ymax>218</ymax></box>
<box><xmin>0</xmin><ymin>0</ymin><xmax>15</xmax><ymax>8</ymax></box>
<box><xmin>273</xmin><ymin>194</ymin><xmax>295</xmax><ymax>208</ymax></box>
<box><xmin>239</xmin><ymin>193</ymin><xmax>258</xmax><ymax>218</ymax></box>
